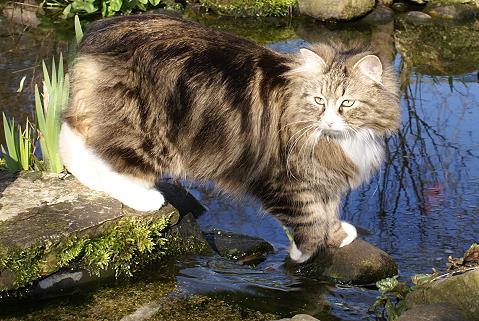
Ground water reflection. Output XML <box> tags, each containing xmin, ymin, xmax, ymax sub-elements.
<box><xmin>0</xmin><ymin>11</ymin><xmax>478</xmax><ymax>321</ymax></box>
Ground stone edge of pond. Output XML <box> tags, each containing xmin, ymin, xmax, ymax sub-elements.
<box><xmin>0</xmin><ymin>171</ymin><xmax>212</xmax><ymax>293</ymax></box>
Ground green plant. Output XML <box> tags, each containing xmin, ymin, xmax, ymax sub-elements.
<box><xmin>370</xmin><ymin>276</ymin><xmax>410</xmax><ymax>321</ymax></box>
<box><xmin>1</xmin><ymin>114</ymin><xmax>34</xmax><ymax>171</ymax></box>
<box><xmin>34</xmin><ymin>54</ymin><xmax>69</xmax><ymax>173</ymax></box>
<box><xmin>43</xmin><ymin>0</ymin><xmax>183</xmax><ymax>18</ymax></box>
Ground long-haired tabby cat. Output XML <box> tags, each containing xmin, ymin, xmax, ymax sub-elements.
<box><xmin>59</xmin><ymin>14</ymin><xmax>400</xmax><ymax>263</ymax></box>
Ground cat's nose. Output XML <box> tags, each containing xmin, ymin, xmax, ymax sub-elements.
<box><xmin>326</xmin><ymin>121</ymin><xmax>334</xmax><ymax>128</ymax></box>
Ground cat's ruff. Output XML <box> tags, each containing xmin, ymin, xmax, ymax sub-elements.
<box><xmin>59</xmin><ymin>123</ymin><xmax>165</xmax><ymax>212</ymax></box>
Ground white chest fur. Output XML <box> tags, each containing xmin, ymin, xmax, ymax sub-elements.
<box><xmin>338</xmin><ymin>129</ymin><xmax>384</xmax><ymax>186</ymax></box>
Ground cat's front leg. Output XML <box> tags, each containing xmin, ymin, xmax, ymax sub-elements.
<box><xmin>279</xmin><ymin>200</ymin><xmax>357</xmax><ymax>263</ymax></box>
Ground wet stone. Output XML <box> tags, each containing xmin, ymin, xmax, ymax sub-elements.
<box><xmin>405</xmin><ymin>268</ymin><xmax>479</xmax><ymax>321</ymax></box>
<box><xmin>424</xmin><ymin>4</ymin><xmax>478</xmax><ymax>21</ymax></box>
<box><xmin>298</xmin><ymin>0</ymin><xmax>375</xmax><ymax>21</ymax></box>
<box><xmin>287</xmin><ymin>239</ymin><xmax>398</xmax><ymax>285</ymax></box>
<box><xmin>403</xmin><ymin>11</ymin><xmax>433</xmax><ymax>24</ymax></box>
<box><xmin>361</xmin><ymin>5</ymin><xmax>395</xmax><ymax>25</ymax></box>
<box><xmin>203</xmin><ymin>230</ymin><xmax>274</xmax><ymax>264</ymax></box>
<box><xmin>397</xmin><ymin>303</ymin><xmax>467</xmax><ymax>321</ymax></box>
<box><xmin>274</xmin><ymin>315</ymin><xmax>319</xmax><ymax>321</ymax></box>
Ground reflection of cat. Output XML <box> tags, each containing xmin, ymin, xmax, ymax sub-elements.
<box><xmin>59</xmin><ymin>14</ymin><xmax>400</xmax><ymax>263</ymax></box>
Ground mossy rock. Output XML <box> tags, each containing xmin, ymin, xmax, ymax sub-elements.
<box><xmin>394</xmin><ymin>17</ymin><xmax>479</xmax><ymax>75</ymax></box>
<box><xmin>405</xmin><ymin>268</ymin><xmax>479</xmax><ymax>321</ymax></box>
<box><xmin>0</xmin><ymin>171</ymin><xmax>207</xmax><ymax>292</ymax></box>
<box><xmin>183</xmin><ymin>8</ymin><xmax>298</xmax><ymax>44</ymax></box>
<box><xmin>199</xmin><ymin>0</ymin><xmax>297</xmax><ymax>17</ymax></box>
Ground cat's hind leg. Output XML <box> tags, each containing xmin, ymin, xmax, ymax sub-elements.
<box><xmin>59</xmin><ymin>123</ymin><xmax>165</xmax><ymax>212</ymax></box>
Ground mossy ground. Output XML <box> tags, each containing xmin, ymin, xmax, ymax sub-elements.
<box><xmin>199</xmin><ymin>0</ymin><xmax>297</xmax><ymax>17</ymax></box>
<box><xmin>0</xmin><ymin>214</ymin><xmax>172</xmax><ymax>291</ymax></box>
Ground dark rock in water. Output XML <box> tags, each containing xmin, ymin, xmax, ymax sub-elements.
<box><xmin>424</xmin><ymin>4</ymin><xmax>478</xmax><ymax>21</ymax></box>
<box><xmin>361</xmin><ymin>4</ymin><xmax>395</xmax><ymax>25</ymax></box>
<box><xmin>203</xmin><ymin>230</ymin><xmax>274</xmax><ymax>264</ymax></box>
<box><xmin>169</xmin><ymin>213</ymin><xmax>214</xmax><ymax>256</ymax></box>
<box><xmin>403</xmin><ymin>11</ymin><xmax>433</xmax><ymax>24</ymax></box>
<box><xmin>287</xmin><ymin>239</ymin><xmax>397</xmax><ymax>285</ymax></box>
<box><xmin>298</xmin><ymin>0</ymin><xmax>375</xmax><ymax>21</ymax></box>
<box><xmin>392</xmin><ymin>2</ymin><xmax>410</xmax><ymax>12</ymax></box>
<box><xmin>397</xmin><ymin>303</ymin><xmax>467</xmax><ymax>321</ymax></box>
<box><xmin>405</xmin><ymin>268</ymin><xmax>479</xmax><ymax>321</ymax></box>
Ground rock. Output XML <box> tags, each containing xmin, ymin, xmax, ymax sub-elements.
<box><xmin>361</xmin><ymin>5</ymin><xmax>395</xmax><ymax>25</ymax></box>
<box><xmin>392</xmin><ymin>2</ymin><xmax>411</xmax><ymax>12</ymax></box>
<box><xmin>394</xmin><ymin>18</ymin><xmax>479</xmax><ymax>75</ymax></box>
<box><xmin>298</xmin><ymin>0</ymin><xmax>375</xmax><ymax>21</ymax></box>
<box><xmin>1</xmin><ymin>0</ymin><xmax>39</xmax><ymax>28</ymax></box>
<box><xmin>199</xmin><ymin>0</ymin><xmax>296</xmax><ymax>17</ymax></box>
<box><xmin>403</xmin><ymin>11</ymin><xmax>433</xmax><ymax>24</ymax></box>
<box><xmin>424</xmin><ymin>4</ymin><xmax>478</xmax><ymax>21</ymax></box>
<box><xmin>273</xmin><ymin>315</ymin><xmax>319</xmax><ymax>321</ymax></box>
<box><xmin>286</xmin><ymin>239</ymin><xmax>397</xmax><ymax>285</ymax></box>
<box><xmin>0</xmin><ymin>171</ymin><xmax>207</xmax><ymax>292</ymax></box>
<box><xmin>397</xmin><ymin>303</ymin><xmax>468</xmax><ymax>321</ymax></box>
<box><xmin>379</xmin><ymin>0</ymin><xmax>393</xmax><ymax>6</ymax></box>
<box><xmin>405</xmin><ymin>268</ymin><xmax>479</xmax><ymax>321</ymax></box>
<box><xmin>168</xmin><ymin>213</ymin><xmax>214</xmax><ymax>256</ymax></box>
<box><xmin>203</xmin><ymin>230</ymin><xmax>274</xmax><ymax>264</ymax></box>
<box><xmin>157</xmin><ymin>181</ymin><xmax>206</xmax><ymax>219</ymax></box>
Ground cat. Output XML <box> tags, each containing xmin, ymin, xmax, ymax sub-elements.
<box><xmin>59</xmin><ymin>14</ymin><xmax>400</xmax><ymax>263</ymax></box>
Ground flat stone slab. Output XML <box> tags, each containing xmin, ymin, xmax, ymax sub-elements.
<box><xmin>287</xmin><ymin>239</ymin><xmax>398</xmax><ymax>285</ymax></box>
<box><xmin>0</xmin><ymin>171</ymin><xmax>179</xmax><ymax>291</ymax></box>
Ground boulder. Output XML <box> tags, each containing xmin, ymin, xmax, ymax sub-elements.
<box><xmin>396</xmin><ymin>303</ymin><xmax>467</xmax><ymax>321</ymax></box>
<box><xmin>274</xmin><ymin>315</ymin><xmax>319</xmax><ymax>321</ymax></box>
<box><xmin>405</xmin><ymin>268</ymin><xmax>479</xmax><ymax>321</ymax></box>
<box><xmin>286</xmin><ymin>239</ymin><xmax>398</xmax><ymax>285</ymax></box>
<box><xmin>203</xmin><ymin>230</ymin><xmax>274</xmax><ymax>264</ymax></box>
<box><xmin>298</xmin><ymin>0</ymin><xmax>375</xmax><ymax>21</ymax></box>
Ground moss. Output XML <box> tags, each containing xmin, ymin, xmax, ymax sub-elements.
<box><xmin>199</xmin><ymin>0</ymin><xmax>297</xmax><ymax>17</ymax></box>
<box><xmin>0</xmin><ymin>214</ymin><xmax>173</xmax><ymax>291</ymax></box>
<box><xmin>183</xmin><ymin>10</ymin><xmax>297</xmax><ymax>44</ymax></box>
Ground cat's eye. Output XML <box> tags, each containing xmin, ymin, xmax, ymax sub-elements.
<box><xmin>341</xmin><ymin>100</ymin><xmax>355</xmax><ymax>107</ymax></box>
<box><xmin>314</xmin><ymin>97</ymin><xmax>325</xmax><ymax>105</ymax></box>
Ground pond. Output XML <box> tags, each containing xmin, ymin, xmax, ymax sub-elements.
<box><xmin>0</xmin><ymin>8</ymin><xmax>478</xmax><ymax>321</ymax></box>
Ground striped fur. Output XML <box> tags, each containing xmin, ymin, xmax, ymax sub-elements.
<box><xmin>61</xmin><ymin>14</ymin><xmax>400</xmax><ymax>262</ymax></box>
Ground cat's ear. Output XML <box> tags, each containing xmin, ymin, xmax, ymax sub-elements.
<box><xmin>353</xmin><ymin>55</ymin><xmax>383</xmax><ymax>83</ymax></box>
<box><xmin>291</xmin><ymin>48</ymin><xmax>327</xmax><ymax>75</ymax></box>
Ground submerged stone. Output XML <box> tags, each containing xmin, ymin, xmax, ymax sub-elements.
<box><xmin>397</xmin><ymin>303</ymin><xmax>467</xmax><ymax>321</ymax></box>
<box><xmin>424</xmin><ymin>3</ymin><xmax>478</xmax><ymax>21</ymax></box>
<box><xmin>403</xmin><ymin>11</ymin><xmax>433</xmax><ymax>24</ymax></box>
<box><xmin>405</xmin><ymin>268</ymin><xmax>479</xmax><ymax>321</ymax></box>
<box><xmin>203</xmin><ymin>230</ymin><xmax>274</xmax><ymax>264</ymax></box>
<box><xmin>298</xmin><ymin>0</ymin><xmax>375</xmax><ymax>21</ymax></box>
<box><xmin>287</xmin><ymin>239</ymin><xmax>398</xmax><ymax>285</ymax></box>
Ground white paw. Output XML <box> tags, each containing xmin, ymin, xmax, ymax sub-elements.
<box><xmin>288</xmin><ymin>242</ymin><xmax>311</xmax><ymax>263</ymax></box>
<box><xmin>339</xmin><ymin>221</ymin><xmax>357</xmax><ymax>247</ymax></box>
<box><xmin>119</xmin><ymin>188</ymin><xmax>165</xmax><ymax>212</ymax></box>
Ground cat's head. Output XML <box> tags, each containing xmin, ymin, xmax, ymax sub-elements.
<box><xmin>286</xmin><ymin>43</ymin><xmax>400</xmax><ymax>138</ymax></box>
